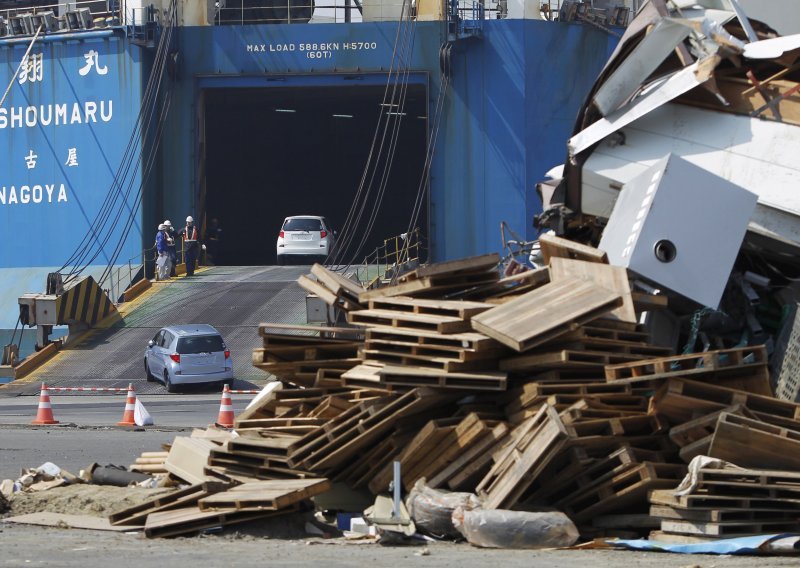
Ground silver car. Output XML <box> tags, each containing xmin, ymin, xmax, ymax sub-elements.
<box><xmin>276</xmin><ymin>215</ymin><xmax>335</xmax><ymax>265</ymax></box>
<box><xmin>144</xmin><ymin>324</ymin><xmax>234</xmax><ymax>392</ymax></box>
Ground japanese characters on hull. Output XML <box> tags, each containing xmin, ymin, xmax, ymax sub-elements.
<box><xmin>0</xmin><ymin>38</ymin><xmax>142</xmax><ymax>270</ymax></box>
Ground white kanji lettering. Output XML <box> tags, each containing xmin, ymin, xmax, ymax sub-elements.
<box><xmin>18</xmin><ymin>53</ymin><xmax>44</xmax><ymax>85</ymax></box>
<box><xmin>78</xmin><ymin>50</ymin><xmax>108</xmax><ymax>76</ymax></box>
<box><xmin>24</xmin><ymin>149</ymin><xmax>38</xmax><ymax>169</ymax></box>
<box><xmin>65</xmin><ymin>148</ymin><xmax>79</xmax><ymax>167</ymax></box>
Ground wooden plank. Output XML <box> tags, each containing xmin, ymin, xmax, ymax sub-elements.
<box><xmin>549</xmin><ymin>257</ymin><xmax>636</xmax><ymax>323</ymax></box>
<box><xmin>164</xmin><ymin>437</ymin><xmax>219</xmax><ymax>485</ymax></box>
<box><xmin>708</xmin><ymin>412</ymin><xmax>800</xmax><ymax>471</ymax></box>
<box><xmin>5</xmin><ymin>513</ymin><xmax>141</xmax><ymax>532</ymax></box>
<box><xmin>538</xmin><ymin>233</ymin><xmax>608</xmax><ymax>264</ymax></box>
<box><xmin>310</xmin><ymin>263</ymin><xmax>364</xmax><ymax>302</ymax></box>
<box><xmin>360</xmin><ymin>349</ymin><xmax>497</xmax><ymax>372</ymax></box>
<box><xmin>408</xmin><ymin>253</ymin><xmax>500</xmax><ymax>279</ymax></box>
<box><xmin>470</xmin><ymin>279</ymin><xmax>623</xmax><ymax>352</ymax></box>
<box><xmin>198</xmin><ymin>478</ymin><xmax>331</xmax><ymax>511</ymax></box>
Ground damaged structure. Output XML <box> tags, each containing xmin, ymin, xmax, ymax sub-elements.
<box><xmin>538</xmin><ymin>0</ymin><xmax>800</xmax><ymax>333</ymax></box>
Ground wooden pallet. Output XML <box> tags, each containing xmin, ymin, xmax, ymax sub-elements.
<box><xmin>650</xmin><ymin>488</ymin><xmax>800</xmax><ymax>511</ymax></box>
<box><xmin>500</xmin><ymin>349</ymin><xmax>647</xmax><ymax>372</ymax></box>
<box><xmin>360</xmin><ymin>348</ymin><xmax>499</xmax><ymax>373</ymax></box>
<box><xmin>291</xmin><ymin>387</ymin><xmax>451</xmax><ymax>472</ymax></box>
<box><xmin>605</xmin><ymin>346</ymin><xmax>768</xmax><ymax>382</ymax></box>
<box><xmin>365</xmin><ymin>326</ymin><xmax>502</xmax><ymax>352</ymax></box>
<box><xmin>109</xmin><ymin>482</ymin><xmax>230</xmax><ymax>526</ymax></box>
<box><xmin>377</xmin><ymin>365</ymin><xmax>507</xmax><ymax>391</ymax></box>
<box><xmin>708</xmin><ymin>412</ymin><xmax>800</xmax><ymax>471</ymax></box>
<box><xmin>651</xmin><ymin>378</ymin><xmax>800</xmax><ymax>428</ymax></box>
<box><xmin>560</xmin><ymin>461</ymin><xmax>687</xmax><ymax>523</ymax></box>
<box><xmin>659</xmin><ymin>518</ymin><xmax>800</xmax><ymax>537</ymax></box>
<box><xmin>258</xmin><ymin>323</ymin><xmax>364</xmax><ymax>341</ymax></box>
<box><xmin>367</xmin><ymin>296</ymin><xmax>492</xmax><ymax>319</ymax></box>
<box><xmin>198</xmin><ymin>478</ymin><xmax>331</xmax><ymax>512</ymax></box>
<box><xmin>393</xmin><ymin>253</ymin><xmax>498</xmax><ymax>282</ymax></box>
<box><xmin>476</xmin><ymin>404</ymin><xmax>570</xmax><ymax>510</ymax></box>
<box><xmin>428</xmin><ymin>421</ymin><xmax>510</xmax><ymax>490</ymax></box>
<box><xmin>668</xmin><ymin>405</ymin><xmax>753</xmax><ymax>463</ymax></box>
<box><xmin>471</xmin><ymin>279</ymin><xmax>623</xmax><ymax>352</ymax></box>
<box><xmin>363</xmin><ymin>338</ymin><xmax>505</xmax><ymax>362</ymax></box>
<box><xmin>650</xmin><ymin>504</ymin><xmax>800</xmax><ymax>522</ymax></box>
<box><xmin>348</xmin><ymin>309</ymin><xmax>473</xmax><ymax>334</ymax></box>
<box><xmin>254</xmin><ymin>342</ymin><xmax>361</xmax><ymax>364</ymax></box>
<box><xmin>337</xmin><ymin>430</ymin><xmax>415</xmax><ymax>489</ymax></box>
<box><xmin>565</xmin><ymin>414</ymin><xmax>668</xmax><ymax>439</ymax></box>
<box><xmin>535</xmin><ymin>337</ymin><xmax>673</xmax><ymax>358</ymax></box>
<box><xmin>144</xmin><ymin>506</ymin><xmax>295</xmax><ymax>538</ymax></box>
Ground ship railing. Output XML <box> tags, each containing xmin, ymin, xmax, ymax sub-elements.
<box><xmin>355</xmin><ymin>228</ymin><xmax>425</xmax><ymax>288</ymax></box>
<box><xmin>0</xmin><ymin>0</ymin><xmax>120</xmax><ymax>30</ymax></box>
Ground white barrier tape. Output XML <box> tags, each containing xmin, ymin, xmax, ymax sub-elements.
<box><xmin>48</xmin><ymin>387</ymin><xmax>130</xmax><ymax>392</ymax></box>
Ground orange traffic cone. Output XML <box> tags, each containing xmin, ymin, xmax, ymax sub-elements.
<box><xmin>216</xmin><ymin>384</ymin><xmax>235</xmax><ymax>428</ymax></box>
<box><xmin>31</xmin><ymin>383</ymin><xmax>59</xmax><ymax>425</ymax></box>
<box><xmin>117</xmin><ymin>383</ymin><xmax>137</xmax><ymax>426</ymax></box>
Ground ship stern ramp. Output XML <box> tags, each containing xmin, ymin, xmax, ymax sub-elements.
<box><xmin>0</xmin><ymin>266</ymin><xmax>310</xmax><ymax>396</ymax></box>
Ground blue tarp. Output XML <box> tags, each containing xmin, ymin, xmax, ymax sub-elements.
<box><xmin>608</xmin><ymin>534</ymin><xmax>800</xmax><ymax>555</ymax></box>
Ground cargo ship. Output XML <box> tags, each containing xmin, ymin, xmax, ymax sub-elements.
<box><xmin>0</xmin><ymin>0</ymin><xmax>630</xmax><ymax>354</ymax></box>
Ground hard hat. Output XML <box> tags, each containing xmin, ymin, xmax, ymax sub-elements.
<box><xmin>158</xmin><ymin>223</ymin><xmax>166</xmax><ymax>230</ymax></box>
<box><xmin>186</xmin><ymin>216</ymin><xmax>194</xmax><ymax>223</ymax></box>
<box><xmin>164</xmin><ymin>220</ymin><xmax>172</xmax><ymax>227</ymax></box>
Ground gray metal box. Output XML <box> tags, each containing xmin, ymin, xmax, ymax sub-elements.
<box><xmin>598</xmin><ymin>154</ymin><xmax>757</xmax><ymax>308</ymax></box>
<box><xmin>306</xmin><ymin>294</ymin><xmax>333</xmax><ymax>324</ymax></box>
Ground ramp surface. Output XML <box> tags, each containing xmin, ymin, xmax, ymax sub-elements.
<box><xmin>1</xmin><ymin>266</ymin><xmax>311</xmax><ymax>396</ymax></box>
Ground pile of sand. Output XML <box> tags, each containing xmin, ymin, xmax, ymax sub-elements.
<box><xmin>9</xmin><ymin>484</ymin><xmax>174</xmax><ymax>517</ymax></box>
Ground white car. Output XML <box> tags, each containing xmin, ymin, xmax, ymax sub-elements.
<box><xmin>276</xmin><ymin>215</ymin><xmax>335</xmax><ymax>265</ymax></box>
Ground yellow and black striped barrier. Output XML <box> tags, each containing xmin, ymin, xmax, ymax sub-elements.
<box><xmin>56</xmin><ymin>276</ymin><xmax>118</xmax><ymax>327</ymax></box>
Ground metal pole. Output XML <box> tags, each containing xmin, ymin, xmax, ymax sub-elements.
<box><xmin>392</xmin><ymin>460</ymin><xmax>401</xmax><ymax>519</ymax></box>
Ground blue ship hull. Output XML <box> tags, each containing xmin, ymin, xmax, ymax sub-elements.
<box><xmin>0</xmin><ymin>18</ymin><xmax>618</xmax><ymax>342</ymax></box>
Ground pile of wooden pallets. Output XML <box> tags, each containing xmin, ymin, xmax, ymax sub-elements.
<box><xmin>119</xmin><ymin>243</ymin><xmax>800</xmax><ymax>540</ymax></box>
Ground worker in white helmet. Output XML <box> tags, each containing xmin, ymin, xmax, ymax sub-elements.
<box><xmin>163</xmin><ymin>220</ymin><xmax>177</xmax><ymax>276</ymax></box>
<box><xmin>179</xmin><ymin>215</ymin><xmax>200</xmax><ymax>276</ymax></box>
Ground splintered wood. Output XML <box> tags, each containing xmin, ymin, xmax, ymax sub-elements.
<box><xmin>117</xmin><ymin>246</ymin><xmax>800</xmax><ymax>540</ymax></box>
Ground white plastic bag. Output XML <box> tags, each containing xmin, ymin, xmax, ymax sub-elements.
<box><xmin>134</xmin><ymin>398</ymin><xmax>154</xmax><ymax>426</ymax></box>
<box><xmin>452</xmin><ymin>507</ymin><xmax>579</xmax><ymax>549</ymax></box>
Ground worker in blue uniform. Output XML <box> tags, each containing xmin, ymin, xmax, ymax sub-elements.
<box><xmin>155</xmin><ymin>223</ymin><xmax>172</xmax><ymax>280</ymax></box>
<box><xmin>180</xmin><ymin>216</ymin><xmax>200</xmax><ymax>276</ymax></box>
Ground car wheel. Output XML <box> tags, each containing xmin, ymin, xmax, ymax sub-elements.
<box><xmin>164</xmin><ymin>370</ymin><xmax>176</xmax><ymax>393</ymax></box>
<box><xmin>144</xmin><ymin>360</ymin><xmax>155</xmax><ymax>382</ymax></box>
<box><xmin>277</xmin><ymin>255</ymin><xmax>285</xmax><ymax>266</ymax></box>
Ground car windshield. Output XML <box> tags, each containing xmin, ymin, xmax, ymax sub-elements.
<box><xmin>283</xmin><ymin>218</ymin><xmax>322</xmax><ymax>231</ymax></box>
<box><xmin>176</xmin><ymin>335</ymin><xmax>225</xmax><ymax>354</ymax></box>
